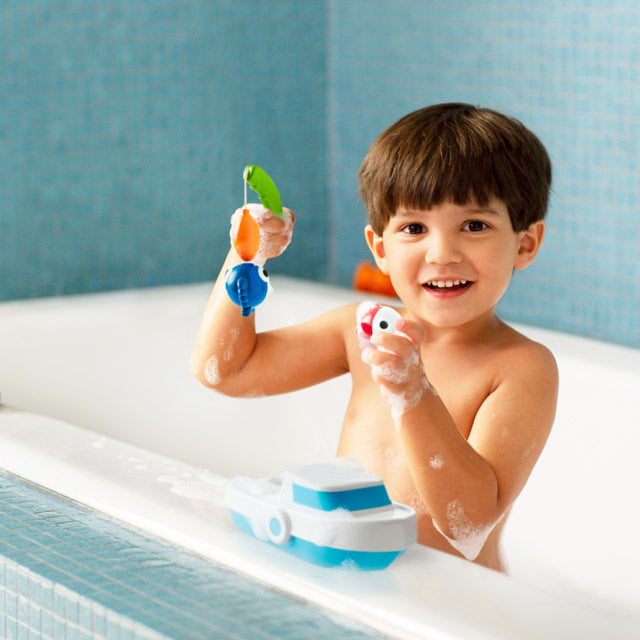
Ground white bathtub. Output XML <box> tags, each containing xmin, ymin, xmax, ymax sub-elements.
<box><xmin>0</xmin><ymin>277</ymin><xmax>638</xmax><ymax>639</ymax></box>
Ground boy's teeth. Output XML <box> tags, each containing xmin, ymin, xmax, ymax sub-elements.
<box><xmin>427</xmin><ymin>279</ymin><xmax>468</xmax><ymax>288</ymax></box>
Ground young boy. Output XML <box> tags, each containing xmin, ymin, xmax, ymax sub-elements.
<box><xmin>192</xmin><ymin>103</ymin><xmax>558</xmax><ymax>572</ymax></box>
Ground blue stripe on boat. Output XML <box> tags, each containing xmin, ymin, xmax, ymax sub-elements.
<box><xmin>291</xmin><ymin>483</ymin><xmax>391</xmax><ymax>511</ymax></box>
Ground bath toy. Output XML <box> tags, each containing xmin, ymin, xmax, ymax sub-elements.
<box><xmin>243</xmin><ymin>165</ymin><xmax>283</xmax><ymax>218</ymax></box>
<box><xmin>356</xmin><ymin>302</ymin><xmax>402</xmax><ymax>350</ymax></box>
<box><xmin>232</xmin><ymin>207</ymin><xmax>261</xmax><ymax>262</ymax></box>
<box><xmin>225</xmin><ymin>263</ymin><xmax>271</xmax><ymax>317</ymax></box>
<box><xmin>225</xmin><ymin>461</ymin><xmax>417</xmax><ymax>570</ymax></box>
<box><xmin>353</xmin><ymin>262</ymin><xmax>397</xmax><ymax>297</ymax></box>
<box><xmin>226</xmin><ymin>166</ymin><xmax>284</xmax><ymax>315</ymax></box>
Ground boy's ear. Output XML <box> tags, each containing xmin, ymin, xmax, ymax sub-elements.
<box><xmin>514</xmin><ymin>221</ymin><xmax>545</xmax><ymax>270</ymax></box>
<box><xmin>365</xmin><ymin>225</ymin><xmax>389</xmax><ymax>274</ymax></box>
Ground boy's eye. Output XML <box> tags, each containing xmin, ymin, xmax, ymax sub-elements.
<box><xmin>401</xmin><ymin>223</ymin><xmax>425</xmax><ymax>235</ymax></box>
<box><xmin>465</xmin><ymin>220</ymin><xmax>488</xmax><ymax>232</ymax></box>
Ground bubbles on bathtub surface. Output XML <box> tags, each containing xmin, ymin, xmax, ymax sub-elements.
<box><xmin>204</xmin><ymin>355</ymin><xmax>221</xmax><ymax>386</ymax></box>
<box><xmin>92</xmin><ymin>437</ymin><xmax>109</xmax><ymax>449</ymax></box>
<box><xmin>157</xmin><ymin>470</ymin><xmax>227</xmax><ymax>508</ymax></box>
<box><xmin>126</xmin><ymin>456</ymin><xmax>148</xmax><ymax>471</ymax></box>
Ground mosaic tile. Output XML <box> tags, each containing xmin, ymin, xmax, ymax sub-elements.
<box><xmin>0</xmin><ymin>473</ymin><xmax>387</xmax><ymax>639</ymax></box>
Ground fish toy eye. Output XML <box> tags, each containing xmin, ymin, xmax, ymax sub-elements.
<box><xmin>372</xmin><ymin>306</ymin><xmax>401</xmax><ymax>335</ymax></box>
<box><xmin>258</xmin><ymin>267</ymin><xmax>269</xmax><ymax>282</ymax></box>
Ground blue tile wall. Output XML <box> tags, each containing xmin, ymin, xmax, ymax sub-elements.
<box><xmin>2</xmin><ymin>1</ymin><xmax>639</xmax><ymax>347</ymax></box>
<box><xmin>0</xmin><ymin>472</ymin><xmax>388</xmax><ymax>640</ymax></box>
<box><xmin>0</xmin><ymin>1</ymin><xmax>328</xmax><ymax>299</ymax></box>
<box><xmin>329</xmin><ymin>0</ymin><xmax>640</xmax><ymax>347</ymax></box>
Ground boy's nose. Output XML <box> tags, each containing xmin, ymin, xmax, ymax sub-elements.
<box><xmin>425</xmin><ymin>233</ymin><xmax>462</xmax><ymax>265</ymax></box>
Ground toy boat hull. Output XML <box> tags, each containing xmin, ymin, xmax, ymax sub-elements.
<box><xmin>230</xmin><ymin>511</ymin><xmax>407</xmax><ymax>570</ymax></box>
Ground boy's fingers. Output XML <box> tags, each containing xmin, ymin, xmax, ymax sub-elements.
<box><xmin>371</xmin><ymin>330</ymin><xmax>418</xmax><ymax>357</ymax></box>
<box><xmin>259</xmin><ymin>207</ymin><xmax>295</xmax><ymax>232</ymax></box>
<box><xmin>395</xmin><ymin>318</ymin><xmax>427</xmax><ymax>345</ymax></box>
<box><xmin>361</xmin><ymin>346</ymin><xmax>396</xmax><ymax>366</ymax></box>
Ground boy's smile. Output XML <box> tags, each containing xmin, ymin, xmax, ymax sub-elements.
<box><xmin>423</xmin><ymin>279</ymin><xmax>472</xmax><ymax>297</ymax></box>
<box><xmin>366</xmin><ymin>199</ymin><xmax>544</xmax><ymax>335</ymax></box>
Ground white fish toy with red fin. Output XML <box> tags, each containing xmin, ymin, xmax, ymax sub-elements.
<box><xmin>356</xmin><ymin>302</ymin><xmax>402</xmax><ymax>350</ymax></box>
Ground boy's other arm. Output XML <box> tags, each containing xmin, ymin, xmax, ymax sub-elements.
<box><xmin>465</xmin><ymin>342</ymin><xmax>559</xmax><ymax>513</ymax></box>
<box><xmin>410</xmin><ymin>341</ymin><xmax>557</xmax><ymax>552</ymax></box>
<box><xmin>366</xmin><ymin>324</ymin><xmax>558</xmax><ymax>557</ymax></box>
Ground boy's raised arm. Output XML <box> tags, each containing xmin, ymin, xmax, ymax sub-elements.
<box><xmin>191</xmin><ymin>245</ymin><xmax>260</xmax><ymax>394</ymax></box>
<box><xmin>191</xmin><ymin>206</ymin><xmax>349</xmax><ymax>397</ymax></box>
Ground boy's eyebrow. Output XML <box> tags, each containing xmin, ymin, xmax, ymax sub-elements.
<box><xmin>465</xmin><ymin>207</ymin><xmax>501</xmax><ymax>215</ymax></box>
<box><xmin>397</xmin><ymin>206</ymin><xmax>502</xmax><ymax>216</ymax></box>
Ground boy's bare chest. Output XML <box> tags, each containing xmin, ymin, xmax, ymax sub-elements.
<box><xmin>341</xmin><ymin>351</ymin><xmax>492</xmax><ymax>458</ymax></box>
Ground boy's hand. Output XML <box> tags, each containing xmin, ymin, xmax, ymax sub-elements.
<box><xmin>361</xmin><ymin>318</ymin><xmax>434</xmax><ymax>424</ymax></box>
<box><xmin>230</xmin><ymin>204</ymin><xmax>295</xmax><ymax>264</ymax></box>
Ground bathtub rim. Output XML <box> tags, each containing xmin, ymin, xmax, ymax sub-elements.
<box><xmin>1</xmin><ymin>406</ymin><xmax>639</xmax><ymax>640</ymax></box>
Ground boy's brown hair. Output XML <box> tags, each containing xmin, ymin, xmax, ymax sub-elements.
<box><xmin>359</xmin><ymin>103</ymin><xmax>552</xmax><ymax>235</ymax></box>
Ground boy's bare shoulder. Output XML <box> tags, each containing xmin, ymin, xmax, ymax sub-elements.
<box><xmin>309</xmin><ymin>301</ymin><xmax>360</xmax><ymax>335</ymax></box>
<box><xmin>493</xmin><ymin>322</ymin><xmax>558</xmax><ymax>387</ymax></box>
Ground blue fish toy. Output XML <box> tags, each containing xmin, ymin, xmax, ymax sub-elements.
<box><xmin>225</xmin><ymin>262</ymin><xmax>271</xmax><ymax>317</ymax></box>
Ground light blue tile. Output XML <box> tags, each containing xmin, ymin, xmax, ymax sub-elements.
<box><xmin>17</xmin><ymin>621</ymin><xmax>30</xmax><ymax>639</ymax></box>
<box><xmin>1</xmin><ymin>0</ymin><xmax>329</xmax><ymax>302</ymax></box>
<box><xmin>6</xmin><ymin>618</ymin><xmax>17</xmax><ymax>640</ymax></box>
<box><xmin>5</xmin><ymin>564</ymin><xmax>17</xmax><ymax>591</ymax></box>
<box><xmin>18</xmin><ymin>594</ymin><xmax>29</xmax><ymax>624</ymax></box>
<box><xmin>53</xmin><ymin>589</ymin><xmax>67</xmax><ymax>618</ymax></box>
<box><xmin>5</xmin><ymin>589</ymin><xmax>17</xmax><ymax>618</ymax></box>
<box><xmin>329</xmin><ymin>0</ymin><xmax>640</xmax><ymax>347</ymax></box>
<box><xmin>42</xmin><ymin>610</ymin><xmax>54</xmax><ymax>638</ymax></box>
<box><xmin>29</xmin><ymin>601</ymin><xmax>42</xmax><ymax>632</ymax></box>
<box><xmin>65</xmin><ymin>591</ymin><xmax>80</xmax><ymax>625</ymax></box>
<box><xmin>91</xmin><ymin>604</ymin><xmax>108</xmax><ymax>637</ymax></box>
<box><xmin>66</xmin><ymin>623</ymin><xmax>80</xmax><ymax>640</ymax></box>
<box><xmin>0</xmin><ymin>472</ymin><xmax>393</xmax><ymax>640</ymax></box>
<box><xmin>107</xmin><ymin>617</ymin><xmax>121</xmax><ymax>640</ymax></box>
<box><xmin>54</xmin><ymin>616</ymin><xmax>67</xmax><ymax>640</ymax></box>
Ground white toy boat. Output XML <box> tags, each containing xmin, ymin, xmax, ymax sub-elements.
<box><xmin>225</xmin><ymin>461</ymin><xmax>417</xmax><ymax>570</ymax></box>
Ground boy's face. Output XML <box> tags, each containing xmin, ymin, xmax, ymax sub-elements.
<box><xmin>365</xmin><ymin>198</ymin><xmax>544</xmax><ymax>331</ymax></box>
